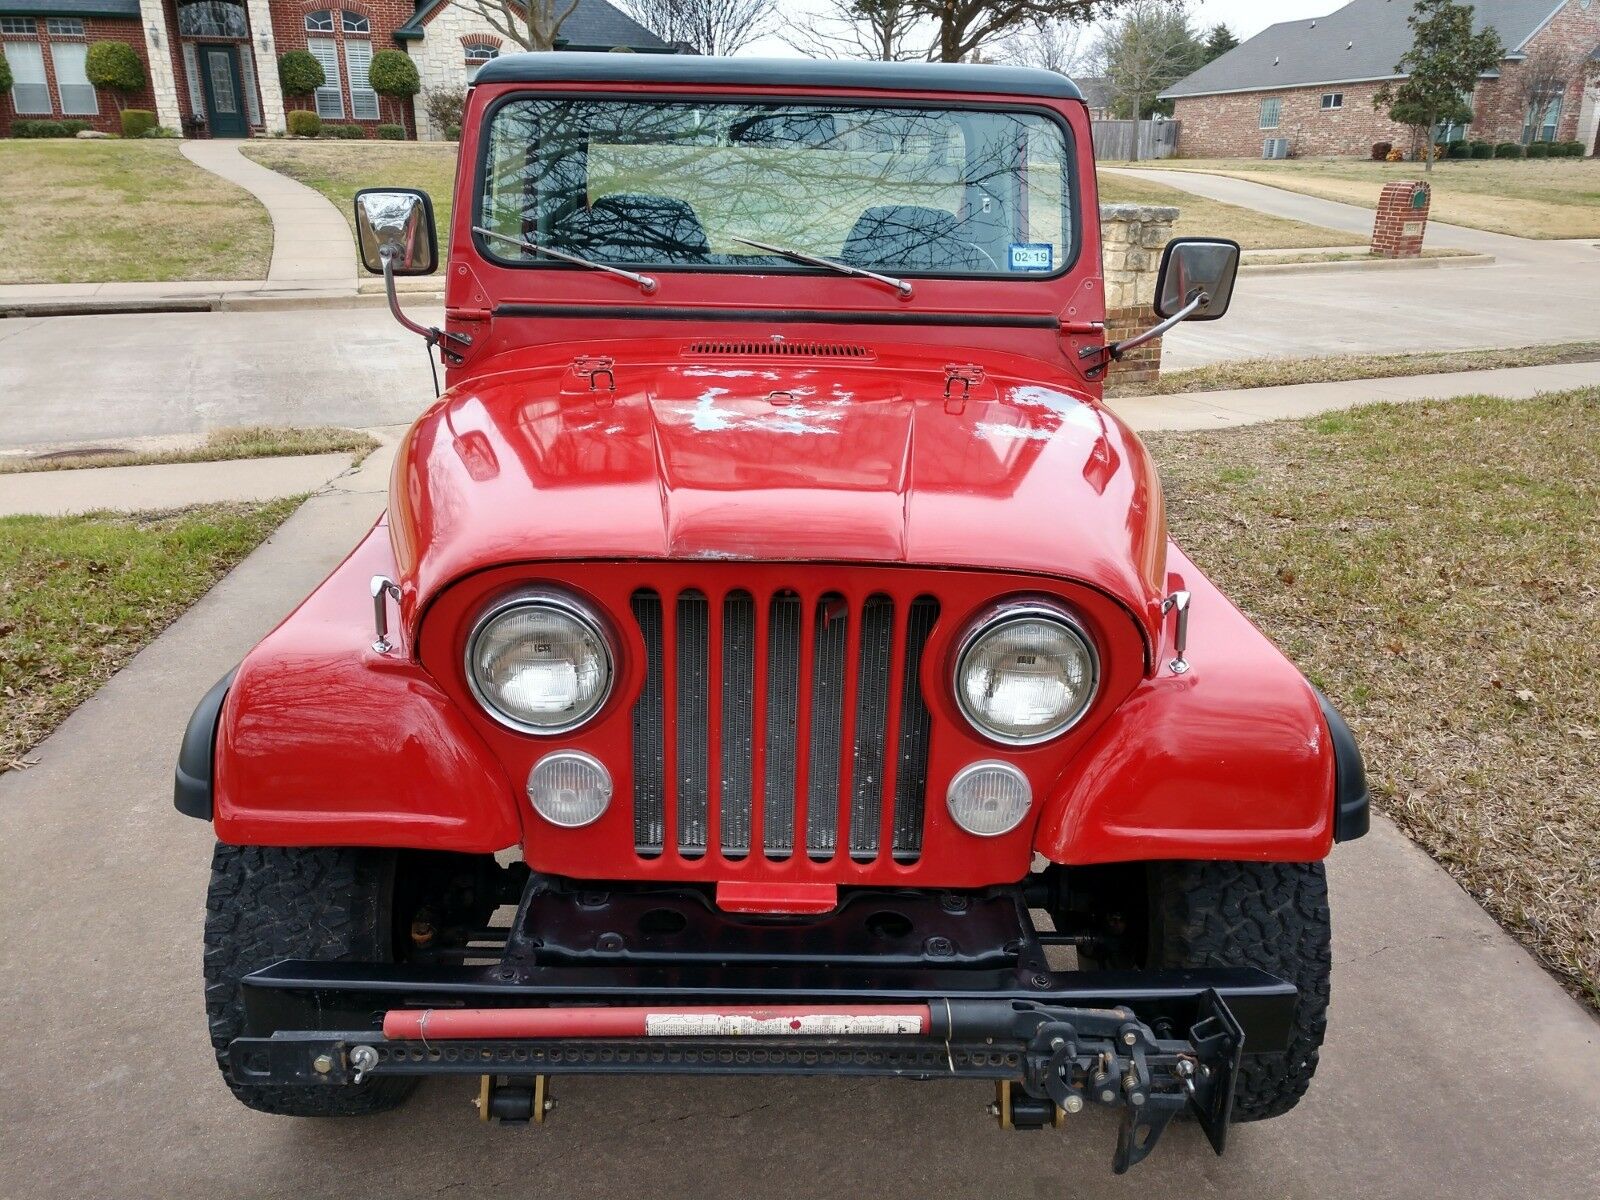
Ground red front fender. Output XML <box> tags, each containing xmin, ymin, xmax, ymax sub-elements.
<box><xmin>1033</xmin><ymin>545</ymin><xmax>1336</xmax><ymax>864</ymax></box>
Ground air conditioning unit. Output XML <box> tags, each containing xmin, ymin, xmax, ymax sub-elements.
<box><xmin>1263</xmin><ymin>138</ymin><xmax>1290</xmax><ymax>159</ymax></box>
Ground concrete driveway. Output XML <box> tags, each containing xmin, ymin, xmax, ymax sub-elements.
<box><xmin>2</xmin><ymin>448</ymin><xmax>1598</xmax><ymax>1200</ymax></box>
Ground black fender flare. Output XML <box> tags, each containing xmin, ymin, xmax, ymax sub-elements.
<box><xmin>1310</xmin><ymin>685</ymin><xmax>1369</xmax><ymax>843</ymax></box>
<box><xmin>174</xmin><ymin>668</ymin><xmax>236</xmax><ymax>821</ymax></box>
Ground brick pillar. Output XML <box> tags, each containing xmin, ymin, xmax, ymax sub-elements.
<box><xmin>1100</xmin><ymin>202</ymin><xmax>1179</xmax><ymax>387</ymax></box>
<box><xmin>1371</xmin><ymin>181</ymin><xmax>1430</xmax><ymax>258</ymax></box>
<box><xmin>137</xmin><ymin>0</ymin><xmax>183</xmax><ymax>132</ymax></box>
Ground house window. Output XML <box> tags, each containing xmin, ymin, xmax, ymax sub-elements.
<box><xmin>178</xmin><ymin>1</ymin><xmax>249</xmax><ymax>38</ymax></box>
<box><xmin>307</xmin><ymin>35</ymin><xmax>343</xmax><ymax>118</ymax></box>
<box><xmin>341</xmin><ymin>12</ymin><xmax>369</xmax><ymax>34</ymax></box>
<box><xmin>1</xmin><ymin>16</ymin><xmax>35</xmax><ymax>35</ymax></box>
<box><xmin>44</xmin><ymin>17</ymin><xmax>84</xmax><ymax>36</ymax></box>
<box><xmin>1321</xmin><ymin>92</ymin><xmax>1343</xmax><ymax>111</ymax></box>
<box><xmin>1259</xmin><ymin>97</ymin><xmax>1282</xmax><ymax>128</ymax></box>
<box><xmin>344</xmin><ymin>37</ymin><xmax>378</xmax><ymax>120</ymax></box>
<box><xmin>4</xmin><ymin>39</ymin><xmax>50</xmax><ymax>113</ymax></box>
<box><xmin>304</xmin><ymin>9</ymin><xmax>334</xmax><ymax>33</ymax></box>
<box><xmin>51</xmin><ymin>41</ymin><xmax>97</xmax><ymax>114</ymax></box>
<box><xmin>1523</xmin><ymin>97</ymin><xmax>1563</xmax><ymax>143</ymax></box>
<box><xmin>464</xmin><ymin>43</ymin><xmax>497</xmax><ymax>82</ymax></box>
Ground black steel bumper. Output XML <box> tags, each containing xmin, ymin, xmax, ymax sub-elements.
<box><xmin>228</xmin><ymin>880</ymin><xmax>1296</xmax><ymax>1173</ymax></box>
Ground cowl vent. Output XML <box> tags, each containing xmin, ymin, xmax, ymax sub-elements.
<box><xmin>684</xmin><ymin>339</ymin><xmax>874</xmax><ymax>359</ymax></box>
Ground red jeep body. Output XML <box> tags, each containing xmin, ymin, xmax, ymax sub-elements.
<box><xmin>180</xmin><ymin>55</ymin><xmax>1366</xmax><ymax>1171</ymax></box>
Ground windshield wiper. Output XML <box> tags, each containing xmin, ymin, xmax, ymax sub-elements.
<box><xmin>473</xmin><ymin>226</ymin><xmax>658</xmax><ymax>294</ymax></box>
<box><xmin>730</xmin><ymin>235</ymin><xmax>913</xmax><ymax>299</ymax></box>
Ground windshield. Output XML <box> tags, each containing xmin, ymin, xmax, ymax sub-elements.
<box><xmin>478</xmin><ymin>97</ymin><xmax>1075</xmax><ymax>279</ymax></box>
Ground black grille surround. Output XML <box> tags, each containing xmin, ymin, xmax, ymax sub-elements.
<box><xmin>630</xmin><ymin>587</ymin><xmax>939</xmax><ymax>863</ymax></box>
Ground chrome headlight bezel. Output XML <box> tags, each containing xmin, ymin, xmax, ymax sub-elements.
<box><xmin>464</xmin><ymin>588</ymin><xmax>615</xmax><ymax>736</ymax></box>
<box><xmin>952</xmin><ymin>599</ymin><xmax>1100</xmax><ymax>747</ymax></box>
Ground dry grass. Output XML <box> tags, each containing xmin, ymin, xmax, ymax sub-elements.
<box><xmin>0</xmin><ymin>141</ymin><xmax>271</xmax><ymax>284</ymax></box>
<box><xmin>241</xmin><ymin>142</ymin><xmax>460</xmax><ymax>273</ymax></box>
<box><xmin>0</xmin><ymin>426</ymin><xmax>378</xmax><ymax>474</ymax></box>
<box><xmin>1145</xmin><ymin>389</ymin><xmax>1600</xmax><ymax>1007</ymax></box>
<box><xmin>1153</xmin><ymin>157</ymin><xmax>1600</xmax><ymax>239</ymax></box>
<box><xmin>1098</xmin><ymin>169</ymin><xmax>1359</xmax><ymax>250</ymax></box>
<box><xmin>1108</xmin><ymin>341</ymin><xmax>1600</xmax><ymax>397</ymax></box>
<box><xmin>0</xmin><ymin>500</ymin><xmax>301</xmax><ymax>772</ymax></box>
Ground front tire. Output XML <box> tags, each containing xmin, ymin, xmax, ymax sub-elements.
<box><xmin>1145</xmin><ymin>860</ymin><xmax>1332</xmax><ymax>1121</ymax></box>
<box><xmin>202</xmin><ymin>843</ymin><xmax>417</xmax><ymax>1116</ymax></box>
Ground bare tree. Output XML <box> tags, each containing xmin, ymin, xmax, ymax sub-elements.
<box><xmin>446</xmin><ymin>0</ymin><xmax>581</xmax><ymax>51</ymax></box>
<box><xmin>904</xmin><ymin>1</ymin><xmax>1154</xmax><ymax>64</ymax></box>
<box><xmin>995</xmin><ymin>17</ymin><xmax>1087</xmax><ymax>75</ymax></box>
<box><xmin>1514</xmin><ymin>43</ymin><xmax>1577</xmax><ymax>145</ymax></box>
<box><xmin>1087</xmin><ymin>0</ymin><xmax>1200</xmax><ymax>155</ymax></box>
<box><xmin>621</xmin><ymin>0</ymin><xmax>777</xmax><ymax>56</ymax></box>
<box><xmin>783</xmin><ymin>0</ymin><xmax>931</xmax><ymax>62</ymax></box>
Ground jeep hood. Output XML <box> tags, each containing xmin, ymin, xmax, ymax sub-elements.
<box><xmin>388</xmin><ymin>348</ymin><xmax>1168</xmax><ymax>643</ymax></box>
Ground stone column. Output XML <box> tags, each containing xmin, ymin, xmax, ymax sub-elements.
<box><xmin>1099</xmin><ymin>203</ymin><xmax>1179</xmax><ymax>387</ymax></box>
<box><xmin>245</xmin><ymin>0</ymin><xmax>286</xmax><ymax>134</ymax></box>
<box><xmin>136</xmin><ymin>0</ymin><xmax>183</xmax><ymax>132</ymax></box>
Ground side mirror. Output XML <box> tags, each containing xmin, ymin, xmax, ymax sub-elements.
<box><xmin>1153</xmin><ymin>237</ymin><xmax>1240</xmax><ymax>321</ymax></box>
<box><xmin>354</xmin><ymin>187</ymin><xmax>438</xmax><ymax>276</ymax></box>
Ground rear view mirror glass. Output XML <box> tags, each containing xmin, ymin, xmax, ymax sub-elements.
<box><xmin>1154</xmin><ymin>237</ymin><xmax>1241</xmax><ymax>321</ymax></box>
<box><xmin>354</xmin><ymin>188</ymin><xmax>438</xmax><ymax>276</ymax></box>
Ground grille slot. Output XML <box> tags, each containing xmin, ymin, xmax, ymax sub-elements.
<box><xmin>629</xmin><ymin>585</ymin><xmax>939</xmax><ymax>864</ymax></box>
<box><xmin>684</xmin><ymin>339</ymin><xmax>872</xmax><ymax>359</ymax></box>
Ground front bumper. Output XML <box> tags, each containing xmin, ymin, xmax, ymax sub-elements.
<box><xmin>229</xmin><ymin>880</ymin><xmax>1296</xmax><ymax>1174</ymax></box>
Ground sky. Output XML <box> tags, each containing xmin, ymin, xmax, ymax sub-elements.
<box><xmin>747</xmin><ymin>1</ymin><xmax>1339</xmax><ymax>58</ymax></box>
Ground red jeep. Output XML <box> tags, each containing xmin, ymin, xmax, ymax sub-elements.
<box><xmin>176</xmin><ymin>54</ymin><xmax>1366</xmax><ymax>1173</ymax></box>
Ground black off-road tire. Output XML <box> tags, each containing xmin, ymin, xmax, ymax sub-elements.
<box><xmin>203</xmin><ymin>843</ymin><xmax>417</xmax><ymax>1116</ymax></box>
<box><xmin>1146</xmin><ymin>860</ymin><xmax>1331</xmax><ymax>1122</ymax></box>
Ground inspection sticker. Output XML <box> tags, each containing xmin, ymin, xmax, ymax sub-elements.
<box><xmin>1008</xmin><ymin>242</ymin><xmax>1054</xmax><ymax>272</ymax></box>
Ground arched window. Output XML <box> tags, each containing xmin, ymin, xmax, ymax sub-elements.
<box><xmin>341</xmin><ymin>12</ymin><xmax>369</xmax><ymax>34</ymax></box>
<box><xmin>178</xmin><ymin>0</ymin><xmax>248</xmax><ymax>37</ymax></box>
<box><xmin>304</xmin><ymin>9</ymin><xmax>334</xmax><ymax>33</ymax></box>
<box><xmin>464</xmin><ymin>43</ymin><xmax>498</xmax><ymax>82</ymax></box>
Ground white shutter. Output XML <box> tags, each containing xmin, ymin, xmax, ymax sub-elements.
<box><xmin>238</xmin><ymin>43</ymin><xmax>261</xmax><ymax>126</ymax></box>
<box><xmin>307</xmin><ymin>36</ymin><xmax>343</xmax><ymax>119</ymax></box>
<box><xmin>344</xmin><ymin>38</ymin><xmax>378</xmax><ymax>121</ymax></box>
<box><xmin>5</xmin><ymin>41</ymin><xmax>50</xmax><ymax>114</ymax></box>
<box><xmin>50</xmin><ymin>41</ymin><xmax>98</xmax><ymax>115</ymax></box>
<box><xmin>181</xmin><ymin>42</ymin><xmax>206</xmax><ymax>115</ymax></box>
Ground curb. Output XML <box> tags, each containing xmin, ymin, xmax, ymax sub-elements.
<box><xmin>1241</xmin><ymin>253</ymin><xmax>1495</xmax><ymax>278</ymax></box>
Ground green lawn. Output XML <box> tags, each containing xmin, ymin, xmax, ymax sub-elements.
<box><xmin>241</xmin><ymin>142</ymin><xmax>460</xmax><ymax>274</ymax></box>
<box><xmin>1146</xmin><ymin>388</ymin><xmax>1600</xmax><ymax>1007</ymax></box>
<box><xmin>0</xmin><ymin>501</ymin><xmax>300</xmax><ymax>771</ymax></box>
<box><xmin>0</xmin><ymin>141</ymin><xmax>271</xmax><ymax>284</ymax></box>
<box><xmin>0</xmin><ymin>426</ymin><xmax>377</xmax><ymax>474</ymax></box>
<box><xmin>1097</xmin><ymin>170</ymin><xmax>1358</xmax><ymax>249</ymax></box>
<box><xmin>1147</xmin><ymin>157</ymin><xmax>1600</xmax><ymax>239</ymax></box>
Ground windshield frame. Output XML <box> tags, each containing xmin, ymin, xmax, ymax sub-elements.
<box><xmin>469</xmin><ymin>89</ymin><xmax>1084</xmax><ymax>286</ymax></box>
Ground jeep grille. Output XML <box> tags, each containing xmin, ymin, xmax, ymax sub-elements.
<box><xmin>629</xmin><ymin>587</ymin><xmax>938</xmax><ymax>862</ymax></box>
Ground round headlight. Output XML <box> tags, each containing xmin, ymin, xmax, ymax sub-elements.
<box><xmin>527</xmin><ymin>750</ymin><xmax>613</xmax><ymax>828</ymax></box>
<box><xmin>466</xmin><ymin>592</ymin><xmax>613</xmax><ymax>734</ymax></box>
<box><xmin>947</xmin><ymin>761</ymin><xmax>1032</xmax><ymax>837</ymax></box>
<box><xmin>954</xmin><ymin>604</ymin><xmax>1098</xmax><ymax>745</ymax></box>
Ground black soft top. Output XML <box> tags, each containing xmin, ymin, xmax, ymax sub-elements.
<box><xmin>472</xmin><ymin>52</ymin><xmax>1086</xmax><ymax>102</ymax></box>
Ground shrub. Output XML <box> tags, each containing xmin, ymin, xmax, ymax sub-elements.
<box><xmin>286</xmin><ymin>109</ymin><xmax>322</xmax><ymax>137</ymax></box>
<box><xmin>421</xmin><ymin>86</ymin><xmax>464</xmax><ymax>140</ymax></box>
<box><xmin>85</xmin><ymin>41</ymin><xmax>145</xmax><ymax>110</ymax></box>
<box><xmin>1446</xmin><ymin>140</ymin><xmax>1471</xmax><ymax>159</ymax></box>
<box><xmin>139</xmin><ymin>125</ymin><xmax>179</xmax><ymax>138</ymax></box>
<box><xmin>277</xmin><ymin>49</ymin><xmax>324</xmax><ymax>99</ymax></box>
<box><xmin>1559</xmin><ymin>141</ymin><xmax>1586</xmax><ymax>158</ymax></box>
<box><xmin>377</xmin><ymin>123</ymin><xmax>406</xmax><ymax>140</ymax></box>
<box><xmin>319</xmin><ymin>123</ymin><xmax>366</xmax><ymax>139</ymax></box>
<box><xmin>1525</xmin><ymin>141</ymin><xmax>1550</xmax><ymax>159</ymax></box>
<box><xmin>368</xmin><ymin>50</ymin><xmax>419</xmax><ymax>99</ymax></box>
<box><xmin>1385</xmin><ymin>146</ymin><xmax>1404</xmax><ymax>162</ymax></box>
<box><xmin>120</xmin><ymin>108</ymin><xmax>157</xmax><ymax>138</ymax></box>
<box><xmin>60</xmin><ymin>119</ymin><xmax>91</xmax><ymax>135</ymax></box>
<box><xmin>0</xmin><ymin>48</ymin><xmax>13</xmax><ymax>96</ymax></box>
<box><xmin>1370</xmin><ymin>141</ymin><xmax>1392</xmax><ymax>160</ymax></box>
<box><xmin>1494</xmin><ymin>141</ymin><xmax>1523</xmax><ymax>159</ymax></box>
<box><xmin>1469</xmin><ymin>140</ymin><xmax>1493</xmax><ymax>159</ymax></box>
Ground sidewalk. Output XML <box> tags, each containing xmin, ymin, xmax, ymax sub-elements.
<box><xmin>1106</xmin><ymin>360</ymin><xmax>1600</xmax><ymax>432</ymax></box>
<box><xmin>0</xmin><ymin>452</ymin><xmax>356</xmax><ymax>517</ymax></box>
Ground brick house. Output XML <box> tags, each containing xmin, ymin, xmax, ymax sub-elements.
<box><xmin>1160</xmin><ymin>0</ymin><xmax>1600</xmax><ymax>158</ymax></box>
<box><xmin>2</xmin><ymin>0</ymin><xmax>671</xmax><ymax>137</ymax></box>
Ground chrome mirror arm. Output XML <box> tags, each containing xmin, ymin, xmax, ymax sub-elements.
<box><xmin>380</xmin><ymin>245</ymin><xmax>471</xmax><ymax>350</ymax></box>
<box><xmin>1080</xmin><ymin>290</ymin><xmax>1207</xmax><ymax>368</ymax></box>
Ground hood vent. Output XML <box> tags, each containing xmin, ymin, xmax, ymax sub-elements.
<box><xmin>684</xmin><ymin>339</ymin><xmax>874</xmax><ymax>360</ymax></box>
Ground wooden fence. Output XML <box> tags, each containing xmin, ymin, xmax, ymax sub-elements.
<box><xmin>1092</xmin><ymin>119</ymin><xmax>1181</xmax><ymax>163</ymax></box>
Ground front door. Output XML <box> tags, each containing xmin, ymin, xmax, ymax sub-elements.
<box><xmin>198</xmin><ymin>43</ymin><xmax>247</xmax><ymax>138</ymax></box>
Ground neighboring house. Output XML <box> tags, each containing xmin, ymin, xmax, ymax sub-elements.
<box><xmin>1159</xmin><ymin>0</ymin><xmax>1600</xmax><ymax>157</ymax></box>
<box><xmin>1075</xmin><ymin>75</ymin><xmax>1114</xmax><ymax>120</ymax></box>
<box><xmin>1</xmin><ymin>0</ymin><xmax>673</xmax><ymax>138</ymax></box>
